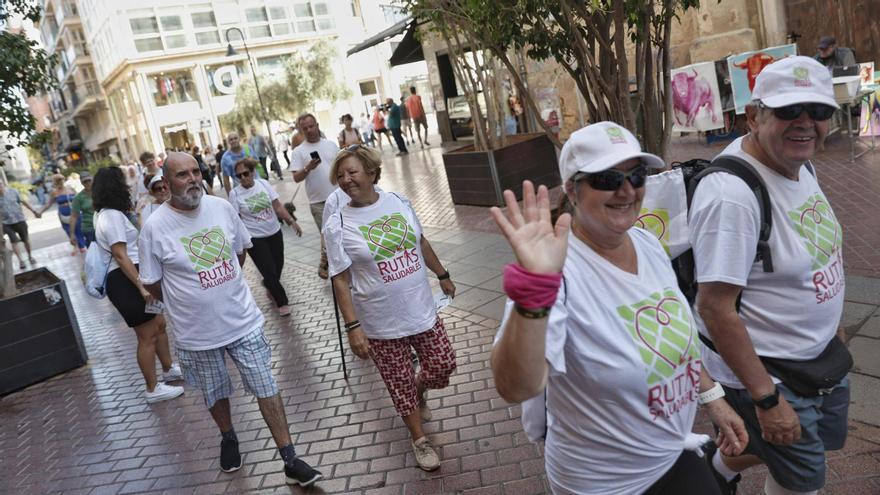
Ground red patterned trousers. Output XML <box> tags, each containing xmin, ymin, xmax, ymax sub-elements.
<box><xmin>369</xmin><ymin>317</ymin><xmax>457</xmax><ymax>417</ymax></box>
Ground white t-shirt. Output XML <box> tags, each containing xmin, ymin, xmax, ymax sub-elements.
<box><xmin>95</xmin><ymin>209</ymin><xmax>140</xmax><ymax>272</ymax></box>
<box><xmin>321</xmin><ymin>186</ymin><xmax>384</xmax><ymax>230</ymax></box>
<box><xmin>228</xmin><ymin>178</ymin><xmax>281</xmax><ymax>238</ymax></box>
<box><xmin>495</xmin><ymin>229</ymin><xmax>701</xmax><ymax>495</ymax></box>
<box><xmin>690</xmin><ymin>137</ymin><xmax>844</xmax><ymax>389</ymax></box>
<box><xmin>324</xmin><ymin>191</ymin><xmax>436</xmax><ymax>340</ymax></box>
<box><xmin>138</xmin><ymin>196</ymin><xmax>264</xmax><ymax>351</ymax></box>
<box><xmin>288</xmin><ymin>139</ymin><xmax>338</xmax><ymax>204</ymax></box>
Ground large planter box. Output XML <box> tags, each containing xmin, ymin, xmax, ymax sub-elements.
<box><xmin>0</xmin><ymin>268</ymin><xmax>88</xmax><ymax>396</ymax></box>
<box><xmin>442</xmin><ymin>133</ymin><xmax>560</xmax><ymax>206</ymax></box>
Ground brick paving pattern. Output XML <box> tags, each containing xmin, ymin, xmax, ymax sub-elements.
<box><xmin>2</xmin><ymin>134</ymin><xmax>879</xmax><ymax>494</ymax></box>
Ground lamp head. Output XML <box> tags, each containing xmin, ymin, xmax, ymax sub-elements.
<box><xmin>226</xmin><ymin>44</ymin><xmax>237</xmax><ymax>57</ymax></box>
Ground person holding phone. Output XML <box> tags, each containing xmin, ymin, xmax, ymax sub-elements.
<box><xmin>288</xmin><ymin>113</ymin><xmax>340</xmax><ymax>279</ymax></box>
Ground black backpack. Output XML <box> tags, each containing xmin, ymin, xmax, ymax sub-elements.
<box><xmin>670</xmin><ymin>155</ymin><xmax>815</xmax><ymax>306</ymax></box>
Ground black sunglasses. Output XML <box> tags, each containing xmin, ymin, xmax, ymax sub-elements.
<box><xmin>574</xmin><ymin>165</ymin><xmax>648</xmax><ymax>191</ymax></box>
<box><xmin>235</xmin><ymin>170</ymin><xmax>251</xmax><ymax>179</ymax></box>
<box><xmin>758</xmin><ymin>101</ymin><xmax>836</xmax><ymax>121</ymax></box>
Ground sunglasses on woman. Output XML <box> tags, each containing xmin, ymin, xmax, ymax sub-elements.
<box><xmin>574</xmin><ymin>165</ymin><xmax>648</xmax><ymax>191</ymax></box>
<box><xmin>235</xmin><ymin>170</ymin><xmax>251</xmax><ymax>179</ymax></box>
<box><xmin>758</xmin><ymin>101</ymin><xmax>836</xmax><ymax>121</ymax></box>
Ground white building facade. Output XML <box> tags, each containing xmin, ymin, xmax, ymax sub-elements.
<box><xmin>71</xmin><ymin>0</ymin><xmax>430</xmax><ymax>161</ymax></box>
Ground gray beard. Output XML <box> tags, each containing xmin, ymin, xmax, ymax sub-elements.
<box><xmin>172</xmin><ymin>186</ymin><xmax>203</xmax><ymax>208</ymax></box>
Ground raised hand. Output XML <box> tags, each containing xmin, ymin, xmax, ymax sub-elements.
<box><xmin>490</xmin><ymin>180</ymin><xmax>571</xmax><ymax>274</ymax></box>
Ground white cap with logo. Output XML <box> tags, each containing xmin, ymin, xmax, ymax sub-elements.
<box><xmin>558</xmin><ymin>121</ymin><xmax>665</xmax><ymax>183</ymax></box>
<box><xmin>750</xmin><ymin>55</ymin><xmax>839</xmax><ymax>109</ymax></box>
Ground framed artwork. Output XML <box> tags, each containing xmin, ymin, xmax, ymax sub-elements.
<box><xmin>671</xmin><ymin>61</ymin><xmax>724</xmax><ymax>132</ymax></box>
<box><xmin>727</xmin><ymin>44</ymin><xmax>798</xmax><ymax>114</ymax></box>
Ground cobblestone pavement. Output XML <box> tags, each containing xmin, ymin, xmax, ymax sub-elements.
<box><xmin>2</xmin><ymin>133</ymin><xmax>880</xmax><ymax>494</ymax></box>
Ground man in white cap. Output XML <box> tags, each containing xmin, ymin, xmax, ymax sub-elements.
<box><xmin>690</xmin><ymin>56</ymin><xmax>850</xmax><ymax>495</ymax></box>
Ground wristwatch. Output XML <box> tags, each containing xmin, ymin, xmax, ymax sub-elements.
<box><xmin>753</xmin><ymin>388</ymin><xmax>780</xmax><ymax>410</ymax></box>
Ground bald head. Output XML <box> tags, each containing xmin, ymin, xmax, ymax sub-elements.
<box><xmin>227</xmin><ymin>132</ymin><xmax>242</xmax><ymax>151</ymax></box>
<box><xmin>162</xmin><ymin>151</ymin><xmax>197</xmax><ymax>177</ymax></box>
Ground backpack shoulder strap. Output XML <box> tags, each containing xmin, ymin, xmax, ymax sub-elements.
<box><xmin>687</xmin><ymin>155</ymin><xmax>774</xmax><ymax>274</ymax></box>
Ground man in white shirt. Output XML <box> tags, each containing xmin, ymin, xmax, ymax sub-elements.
<box><xmin>288</xmin><ymin>112</ymin><xmax>339</xmax><ymax>279</ymax></box>
<box><xmin>138</xmin><ymin>152</ymin><xmax>322</xmax><ymax>487</ymax></box>
<box><xmin>690</xmin><ymin>56</ymin><xmax>849</xmax><ymax>495</ymax></box>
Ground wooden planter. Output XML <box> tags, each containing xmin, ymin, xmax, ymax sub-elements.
<box><xmin>0</xmin><ymin>268</ymin><xmax>88</xmax><ymax>396</ymax></box>
<box><xmin>441</xmin><ymin>133</ymin><xmax>560</xmax><ymax>206</ymax></box>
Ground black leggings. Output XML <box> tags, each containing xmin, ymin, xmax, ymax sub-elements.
<box><xmin>642</xmin><ymin>450</ymin><xmax>721</xmax><ymax>495</ymax></box>
<box><xmin>247</xmin><ymin>229</ymin><xmax>287</xmax><ymax>307</ymax></box>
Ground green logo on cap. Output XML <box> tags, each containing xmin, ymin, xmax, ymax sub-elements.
<box><xmin>793</xmin><ymin>67</ymin><xmax>812</xmax><ymax>87</ymax></box>
<box><xmin>606</xmin><ymin>127</ymin><xmax>626</xmax><ymax>144</ymax></box>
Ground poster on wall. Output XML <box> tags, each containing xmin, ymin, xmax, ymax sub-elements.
<box><xmin>859</xmin><ymin>88</ymin><xmax>880</xmax><ymax>137</ymax></box>
<box><xmin>859</xmin><ymin>62</ymin><xmax>876</xmax><ymax>88</ymax></box>
<box><xmin>671</xmin><ymin>61</ymin><xmax>724</xmax><ymax>132</ymax></box>
<box><xmin>727</xmin><ymin>44</ymin><xmax>798</xmax><ymax>114</ymax></box>
<box><xmin>534</xmin><ymin>87</ymin><xmax>561</xmax><ymax>137</ymax></box>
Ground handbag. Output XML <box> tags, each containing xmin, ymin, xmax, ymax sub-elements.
<box><xmin>759</xmin><ymin>337</ymin><xmax>853</xmax><ymax>397</ymax></box>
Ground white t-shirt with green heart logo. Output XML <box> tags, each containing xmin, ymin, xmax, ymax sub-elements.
<box><xmin>324</xmin><ymin>191</ymin><xmax>436</xmax><ymax>340</ymax></box>
<box><xmin>138</xmin><ymin>196</ymin><xmax>263</xmax><ymax>351</ymax></box>
<box><xmin>690</xmin><ymin>137</ymin><xmax>844</xmax><ymax>389</ymax></box>
<box><xmin>229</xmin><ymin>178</ymin><xmax>281</xmax><ymax>238</ymax></box>
<box><xmin>495</xmin><ymin>228</ymin><xmax>702</xmax><ymax>494</ymax></box>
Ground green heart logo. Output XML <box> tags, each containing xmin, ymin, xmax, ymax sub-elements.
<box><xmin>636</xmin><ymin>208</ymin><xmax>670</xmax><ymax>255</ymax></box>
<box><xmin>244</xmin><ymin>191</ymin><xmax>271</xmax><ymax>214</ymax></box>
<box><xmin>358</xmin><ymin>213</ymin><xmax>418</xmax><ymax>261</ymax></box>
<box><xmin>788</xmin><ymin>194</ymin><xmax>841</xmax><ymax>269</ymax></box>
<box><xmin>180</xmin><ymin>227</ymin><xmax>232</xmax><ymax>272</ymax></box>
<box><xmin>618</xmin><ymin>290</ymin><xmax>699</xmax><ymax>384</ymax></box>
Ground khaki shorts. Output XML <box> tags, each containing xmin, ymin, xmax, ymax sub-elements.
<box><xmin>309</xmin><ymin>201</ymin><xmax>326</xmax><ymax>231</ymax></box>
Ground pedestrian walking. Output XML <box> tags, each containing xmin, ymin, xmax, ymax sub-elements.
<box><xmin>405</xmin><ymin>86</ymin><xmax>430</xmax><ymax>147</ymax></box>
<box><xmin>229</xmin><ymin>157</ymin><xmax>302</xmax><ymax>317</ymax></box>
<box><xmin>325</xmin><ymin>145</ymin><xmax>457</xmax><ymax>471</ymax></box>
<box><xmin>203</xmin><ymin>146</ymin><xmax>218</xmax><ymax>189</ymax></box>
<box><xmin>690</xmin><ymin>56</ymin><xmax>851</xmax><ymax>495</ymax></box>
<box><xmin>357</xmin><ymin>113</ymin><xmax>373</xmax><ymax>147</ymax></box>
<box><xmin>288</xmin><ymin>113</ymin><xmax>339</xmax><ymax>279</ymax></box>
<box><xmin>220</xmin><ymin>132</ymin><xmax>251</xmax><ymax>194</ymax></box>
<box><xmin>138</xmin><ymin>152</ymin><xmax>322</xmax><ymax>486</ymax></box>
<box><xmin>42</xmin><ymin>174</ymin><xmax>84</xmax><ymax>253</ymax></box>
<box><xmin>0</xmin><ymin>180</ymin><xmax>41</xmax><ymax>270</ymax></box>
<box><xmin>490</xmin><ymin>123</ymin><xmax>748</xmax><ymax>494</ymax></box>
<box><xmin>385</xmin><ymin>98</ymin><xmax>409</xmax><ymax>155</ymax></box>
<box><xmin>68</xmin><ymin>172</ymin><xmax>96</xmax><ymax>248</ymax></box>
<box><xmin>400</xmin><ymin>96</ymin><xmax>414</xmax><ymax>144</ymax></box>
<box><xmin>371</xmin><ymin>106</ymin><xmax>390</xmax><ymax>151</ymax></box>
<box><xmin>92</xmin><ymin>166</ymin><xmax>184</xmax><ymax>404</ymax></box>
<box><xmin>136</xmin><ymin>173</ymin><xmax>169</xmax><ymax>228</ymax></box>
<box><xmin>337</xmin><ymin>114</ymin><xmax>363</xmax><ymax>148</ymax></box>
<box><xmin>248</xmin><ymin>126</ymin><xmax>270</xmax><ymax>180</ymax></box>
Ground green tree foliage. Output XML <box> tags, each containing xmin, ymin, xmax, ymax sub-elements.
<box><xmin>222</xmin><ymin>40</ymin><xmax>350</xmax><ymax>132</ymax></box>
<box><xmin>403</xmin><ymin>0</ymin><xmax>702</xmax><ymax>157</ymax></box>
<box><xmin>0</xmin><ymin>0</ymin><xmax>56</xmax><ymax>144</ymax></box>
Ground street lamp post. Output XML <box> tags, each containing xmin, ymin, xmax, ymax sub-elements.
<box><xmin>224</xmin><ymin>27</ymin><xmax>278</xmax><ymax>179</ymax></box>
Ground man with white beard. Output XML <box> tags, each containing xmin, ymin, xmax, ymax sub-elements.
<box><xmin>138</xmin><ymin>152</ymin><xmax>322</xmax><ymax>487</ymax></box>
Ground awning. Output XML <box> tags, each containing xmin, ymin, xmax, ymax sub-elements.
<box><xmin>346</xmin><ymin>18</ymin><xmax>410</xmax><ymax>57</ymax></box>
<box><xmin>389</xmin><ymin>21</ymin><xmax>424</xmax><ymax>66</ymax></box>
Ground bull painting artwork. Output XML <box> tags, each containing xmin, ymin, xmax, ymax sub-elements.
<box><xmin>728</xmin><ymin>43</ymin><xmax>798</xmax><ymax>114</ymax></box>
<box><xmin>671</xmin><ymin>62</ymin><xmax>724</xmax><ymax>132</ymax></box>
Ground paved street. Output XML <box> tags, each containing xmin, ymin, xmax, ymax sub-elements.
<box><xmin>2</xmin><ymin>133</ymin><xmax>880</xmax><ymax>494</ymax></box>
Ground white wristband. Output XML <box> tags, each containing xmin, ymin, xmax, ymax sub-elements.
<box><xmin>698</xmin><ymin>381</ymin><xmax>725</xmax><ymax>405</ymax></box>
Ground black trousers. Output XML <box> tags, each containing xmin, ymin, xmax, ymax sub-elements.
<box><xmin>390</xmin><ymin>128</ymin><xmax>408</xmax><ymax>152</ymax></box>
<box><xmin>247</xmin><ymin>229</ymin><xmax>288</xmax><ymax>307</ymax></box>
<box><xmin>642</xmin><ymin>450</ymin><xmax>721</xmax><ymax>495</ymax></box>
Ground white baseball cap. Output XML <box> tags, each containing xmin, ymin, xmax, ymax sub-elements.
<box><xmin>148</xmin><ymin>173</ymin><xmax>164</xmax><ymax>189</ymax></box>
<box><xmin>751</xmin><ymin>55</ymin><xmax>839</xmax><ymax>109</ymax></box>
<box><xmin>558</xmin><ymin>122</ymin><xmax>665</xmax><ymax>183</ymax></box>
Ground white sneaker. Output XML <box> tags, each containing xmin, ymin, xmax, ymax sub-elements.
<box><xmin>145</xmin><ymin>383</ymin><xmax>184</xmax><ymax>403</ymax></box>
<box><xmin>163</xmin><ymin>364</ymin><xmax>184</xmax><ymax>382</ymax></box>
<box><xmin>412</xmin><ymin>437</ymin><xmax>440</xmax><ymax>471</ymax></box>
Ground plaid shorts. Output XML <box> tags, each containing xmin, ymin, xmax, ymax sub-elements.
<box><xmin>177</xmin><ymin>327</ymin><xmax>278</xmax><ymax>408</ymax></box>
<box><xmin>369</xmin><ymin>317</ymin><xmax>457</xmax><ymax>417</ymax></box>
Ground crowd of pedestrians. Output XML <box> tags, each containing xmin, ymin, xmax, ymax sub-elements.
<box><xmin>2</xmin><ymin>60</ymin><xmax>855</xmax><ymax>495</ymax></box>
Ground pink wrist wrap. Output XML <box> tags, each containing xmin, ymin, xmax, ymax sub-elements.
<box><xmin>503</xmin><ymin>263</ymin><xmax>562</xmax><ymax>309</ymax></box>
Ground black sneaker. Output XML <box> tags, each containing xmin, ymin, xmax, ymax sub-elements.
<box><xmin>702</xmin><ymin>441</ymin><xmax>740</xmax><ymax>495</ymax></box>
<box><xmin>284</xmin><ymin>458</ymin><xmax>323</xmax><ymax>487</ymax></box>
<box><xmin>220</xmin><ymin>438</ymin><xmax>242</xmax><ymax>473</ymax></box>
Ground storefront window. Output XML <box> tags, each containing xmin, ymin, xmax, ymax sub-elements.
<box><xmin>149</xmin><ymin>69</ymin><xmax>199</xmax><ymax>106</ymax></box>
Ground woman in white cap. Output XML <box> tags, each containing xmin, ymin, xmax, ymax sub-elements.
<box><xmin>490</xmin><ymin>122</ymin><xmax>748</xmax><ymax>494</ymax></box>
<box><xmin>136</xmin><ymin>173</ymin><xmax>170</xmax><ymax>228</ymax></box>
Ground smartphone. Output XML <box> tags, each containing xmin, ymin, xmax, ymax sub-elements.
<box><xmin>309</xmin><ymin>151</ymin><xmax>321</xmax><ymax>163</ymax></box>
